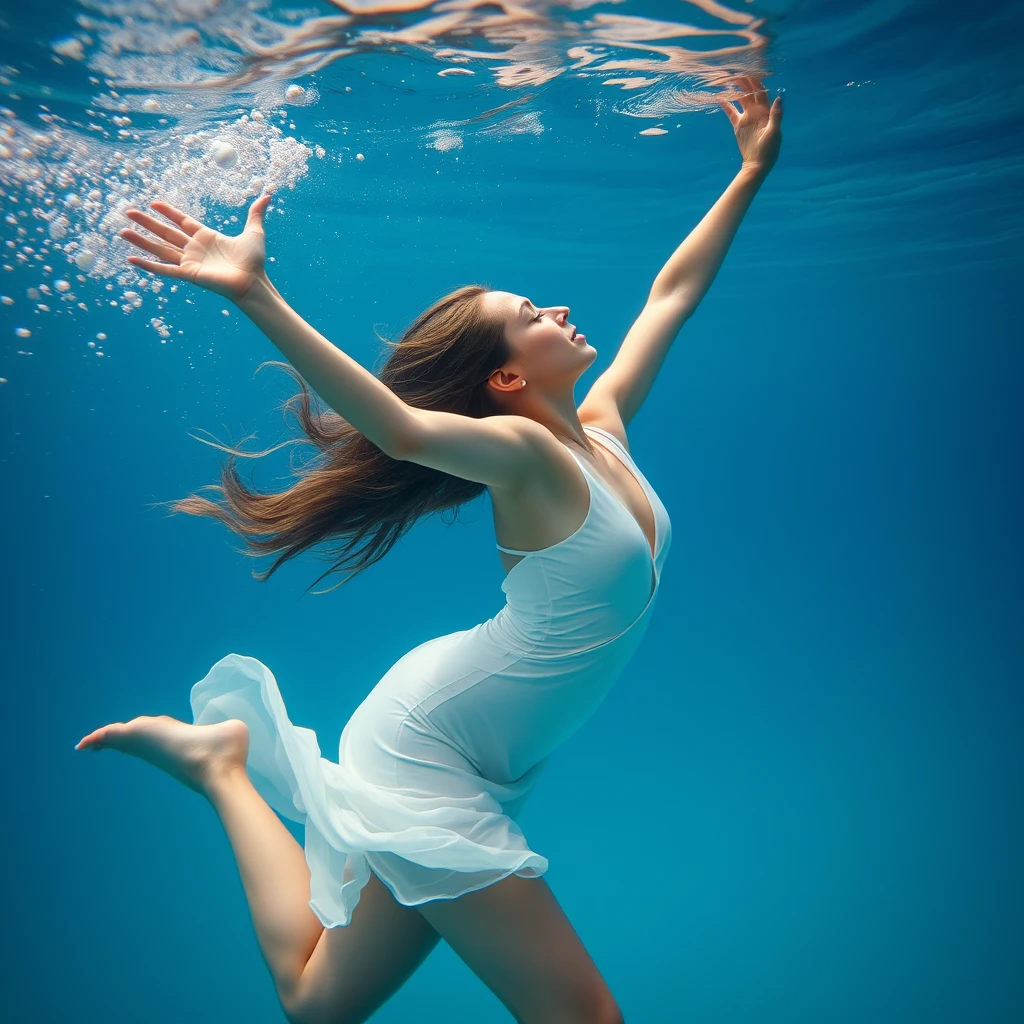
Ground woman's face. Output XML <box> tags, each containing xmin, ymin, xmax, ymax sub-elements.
<box><xmin>483</xmin><ymin>289</ymin><xmax>596</xmax><ymax>395</ymax></box>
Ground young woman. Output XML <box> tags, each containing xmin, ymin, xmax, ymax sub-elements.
<box><xmin>77</xmin><ymin>79</ymin><xmax>781</xmax><ymax>1024</ymax></box>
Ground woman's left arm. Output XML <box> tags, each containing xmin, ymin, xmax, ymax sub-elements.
<box><xmin>579</xmin><ymin>77</ymin><xmax>783</xmax><ymax>430</ymax></box>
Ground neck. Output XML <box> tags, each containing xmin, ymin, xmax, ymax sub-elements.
<box><xmin>515</xmin><ymin>384</ymin><xmax>593</xmax><ymax>452</ymax></box>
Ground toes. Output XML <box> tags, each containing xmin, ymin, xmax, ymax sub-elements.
<box><xmin>76</xmin><ymin>728</ymin><xmax>107</xmax><ymax>750</ymax></box>
<box><xmin>75</xmin><ymin>722</ymin><xmax>126</xmax><ymax>750</ymax></box>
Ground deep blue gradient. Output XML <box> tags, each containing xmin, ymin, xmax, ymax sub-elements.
<box><xmin>1</xmin><ymin>1</ymin><xmax>1022</xmax><ymax>1021</ymax></box>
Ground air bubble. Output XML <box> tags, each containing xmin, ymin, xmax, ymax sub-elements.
<box><xmin>211</xmin><ymin>141</ymin><xmax>238</xmax><ymax>169</ymax></box>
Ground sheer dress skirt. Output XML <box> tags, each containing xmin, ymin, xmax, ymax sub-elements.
<box><xmin>190</xmin><ymin>599</ymin><xmax>655</xmax><ymax>929</ymax></box>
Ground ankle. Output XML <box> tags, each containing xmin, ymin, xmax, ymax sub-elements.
<box><xmin>202</xmin><ymin>761</ymin><xmax>250</xmax><ymax>802</ymax></box>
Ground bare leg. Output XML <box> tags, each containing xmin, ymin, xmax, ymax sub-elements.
<box><xmin>76</xmin><ymin>715</ymin><xmax>322</xmax><ymax>1000</ymax></box>
<box><xmin>205</xmin><ymin>766</ymin><xmax>325</xmax><ymax>995</ymax></box>
<box><xmin>76</xmin><ymin>714</ymin><xmax>440</xmax><ymax>1023</ymax></box>
<box><xmin>417</xmin><ymin>874</ymin><xmax>624</xmax><ymax>1024</ymax></box>
<box><xmin>201</xmin><ymin>772</ymin><xmax>441</xmax><ymax>1021</ymax></box>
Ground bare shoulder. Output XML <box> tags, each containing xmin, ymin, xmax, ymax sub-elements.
<box><xmin>500</xmin><ymin>414</ymin><xmax>579</xmax><ymax>480</ymax></box>
<box><xmin>578</xmin><ymin>402</ymin><xmax>630</xmax><ymax>453</ymax></box>
<box><xmin>486</xmin><ymin>417</ymin><xmax>590</xmax><ymax>554</ymax></box>
<box><xmin>399</xmin><ymin>409</ymin><xmax>570</xmax><ymax>491</ymax></box>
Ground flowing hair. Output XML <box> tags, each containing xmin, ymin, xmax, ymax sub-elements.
<box><xmin>161</xmin><ymin>284</ymin><xmax>511</xmax><ymax>594</ymax></box>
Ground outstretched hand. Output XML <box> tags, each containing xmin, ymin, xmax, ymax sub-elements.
<box><xmin>718</xmin><ymin>76</ymin><xmax>783</xmax><ymax>177</ymax></box>
<box><xmin>118</xmin><ymin>193</ymin><xmax>274</xmax><ymax>302</ymax></box>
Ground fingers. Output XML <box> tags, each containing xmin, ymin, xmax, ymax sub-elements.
<box><xmin>745</xmin><ymin>76</ymin><xmax>769</xmax><ymax>105</ymax></box>
<box><xmin>244</xmin><ymin>192</ymin><xmax>273</xmax><ymax>234</ymax></box>
<box><xmin>717</xmin><ymin>98</ymin><xmax>741</xmax><ymax>127</ymax></box>
<box><xmin>721</xmin><ymin>74</ymin><xmax>778</xmax><ymax>127</ymax></box>
<box><xmin>118</xmin><ymin>227</ymin><xmax>183</xmax><ymax>264</ymax></box>
<box><xmin>728</xmin><ymin>75</ymin><xmax>770</xmax><ymax>116</ymax></box>
<box><xmin>130</xmin><ymin>195</ymin><xmax>268</xmax><ymax>240</ymax></box>
<box><xmin>148</xmin><ymin>200</ymin><xmax>206</xmax><ymax>236</ymax></box>
<box><xmin>124</xmin><ymin>208</ymin><xmax>191</xmax><ymax>248</ymax></box>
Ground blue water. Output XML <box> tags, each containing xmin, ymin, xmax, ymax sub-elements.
<box><xmin>2</xmin><ymin>0</ymin><xmax>1022</xmax><ymax>1020</ymax></box>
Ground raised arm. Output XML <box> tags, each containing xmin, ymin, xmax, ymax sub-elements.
<box><xmin>578</xmin><ymin>77</ymin><xmax>783</xmax><ymax>431</ymax></box>
<box><xmin>231</xmin><ymin>276</ymin><xmax>555</xmax><ymax>488</ymax></box>
<box><xmin>119</xmin><ymin>197</ymin><xmax>547</xmax><ymax>490</ymax></box>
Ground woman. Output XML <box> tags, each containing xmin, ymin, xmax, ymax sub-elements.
<box><xmin>77</xmin><ymin>80</ymin><xmax>781</xmax><ymax>1023</ymax></box>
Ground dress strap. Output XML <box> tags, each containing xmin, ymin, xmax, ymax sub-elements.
<box><xmin>496</xmin><ymin>542</ymin><xmax>538</xmax><ymax>555</ymax></box>
<box><xmin>495</xmin><ymin>447</ymin><xmax>589</xmax><ymax>556</ymax></box>
<box><xmin>582</xmin><ymin>424</ymin><xmax>630</xmax><ymax>459</ymax></box>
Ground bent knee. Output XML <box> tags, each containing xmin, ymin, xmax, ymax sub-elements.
<box><xmin>537</xmin><ymin>989</ymin><xmax>624</xmax><ymax>1024</ymax></box>
<box><xmin>280</xmin><ymin>985</ymin><xmax>358</xmax><ymax>1024</ymax></box>
<box><xmin>590</xmin><ymin>994</ymin><xmax>625</xmax><ymax>1024</ymax></box>
<box><xmin>279</xmin><ymin>986</ymin><xmax>314</xmax><ymax>1024</ymax></box>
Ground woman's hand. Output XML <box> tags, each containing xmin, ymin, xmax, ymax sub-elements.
<box><xmin>118</xmin><ymin>193</ymin><xmax>273</xmax><ymax>303</ymax></box>
<box><xmin>718</xmin><ymin>76</ymin><xmax>783</xmax><ymax>178</ymax></box>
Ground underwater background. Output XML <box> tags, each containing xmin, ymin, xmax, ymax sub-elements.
<box><xmin>1</xmin><ymin>0</ymin><xmax>1021</xmax><ymax>1020</ymax></box>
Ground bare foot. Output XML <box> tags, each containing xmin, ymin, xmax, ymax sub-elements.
<box><xmin>75</xmin><ymin>715</ymin><xmax>249</xmax><ymax>796</ymax></box>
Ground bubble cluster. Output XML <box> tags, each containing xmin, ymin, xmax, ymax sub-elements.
<box><xmin>0</xmin><ymin>99</ymin><xmax>312</xmax><ymax>279</ymax></box>
<box><xmin>428</xmin><ymin>130</ymin><xmax>464</xmax><ymax>153</ymax></box>
<box><xmin>0</xmin><ymin>0</ymin><xmax>772</xmax><ymax>386</ymax></box>
<box><xmin>0</xmin><ymin>6</ymin><xmax>321</xmax><ymax>373</ymax></box>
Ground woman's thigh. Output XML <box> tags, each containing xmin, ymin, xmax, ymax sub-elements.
<box><xmin>285</xmin><ymin>869</ymin><xmax>441</xmax><ymax>1024</ymax></box>
<box><xmin>415</xmin><ymin>873</ymin><xmax>623</xmax><ymax>1024</ymax></box>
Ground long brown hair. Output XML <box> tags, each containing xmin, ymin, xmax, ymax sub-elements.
<box><xmin>163</xmin><ymin>284</ymin><xmax>510</xmax><ymax>593</ymax></box>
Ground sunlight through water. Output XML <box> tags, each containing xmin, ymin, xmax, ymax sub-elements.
<box><xmin>0</xmin><ymin>0</ymin><xmax>771</xmax><ymax>309</ymax></box>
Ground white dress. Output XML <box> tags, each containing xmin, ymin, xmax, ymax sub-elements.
<box><xmin>191</xmin><ymin>425</ymin><xmax>672</xmax><ymax>927</ymax></box>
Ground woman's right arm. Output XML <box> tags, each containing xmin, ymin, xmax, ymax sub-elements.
<box><xmin>235</xmin><ymin>273</ymin><xmax>411</xmax><ymax>457</ymax></box>
<box><xmin>235</xmin><ymin>275</ymin><xmax>549</xmax><ymax>489</ymax></box>
<box><xmin>120</xmin><ymin>197</ymin><xmax>548</xmax><ymax>490</ymax></box>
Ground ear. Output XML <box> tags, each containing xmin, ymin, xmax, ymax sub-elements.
<box><xmin>488</xmin><ymin>369</ymin><xmax>525</xmax><ymax>392</ymax></box>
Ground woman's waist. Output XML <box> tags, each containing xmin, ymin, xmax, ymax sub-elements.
<box><xmin>485</xmin><ymin>592</ymin><xmax>656</xmax><ymax>661</ymax></box>
<box><xmin>499</xmin><ymin>572</ymin><xmax>653</xmax><ymax>647</ymax></box>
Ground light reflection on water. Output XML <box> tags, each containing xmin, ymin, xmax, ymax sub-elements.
<box><xmin>0</xmin><ymin>0</ymin><xmax>1022</xmax><ymax>357</ymax></box>
<box><xmin>0</xmin><ymin>0</ymin><xmax>774</xmax><ymax>335</ymax></box>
